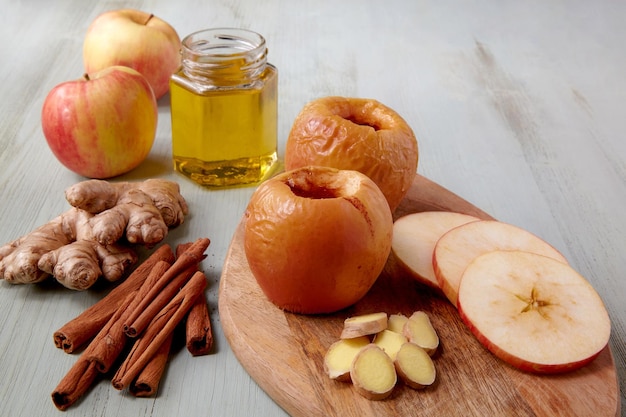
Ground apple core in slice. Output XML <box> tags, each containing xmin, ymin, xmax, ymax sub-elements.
<box><xmin>457</xmin><ymin>250</ymin><xmax>611</xmax><ymax>374</ymax></box>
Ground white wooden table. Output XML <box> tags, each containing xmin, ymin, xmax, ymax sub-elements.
<box><xmin>0</xmin><ymin>1</ymin><xmax>624</xmax><ymax>416</ymax></box>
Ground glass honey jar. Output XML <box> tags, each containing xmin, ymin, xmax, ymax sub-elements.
<box><xmin>170</xmin><ymin>28</ymin><xmax>278</xmax><ymax>188</ymax></box>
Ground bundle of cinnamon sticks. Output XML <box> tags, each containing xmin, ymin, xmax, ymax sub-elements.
<box><xmin>51</xmin><ymin>238</ymin><xmax>214</xmax><ymax>411</ymax></box>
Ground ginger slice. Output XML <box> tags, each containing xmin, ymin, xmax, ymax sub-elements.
<box><xmin>373</xmin><ymin>329</ymin><xmax>407</xmax><ymax>361</ymax></box>
<box><xmin>340</xmin><ymin>312</ymin><xmax>388</xmax><ymax>339</ymax></box>
<box><xmin>387</xmin><ymin>313</ymin><xmax>408</xmax><ymax>334</ymax></box>
<box><xmin>394</xmin><ymin>342</ymin><xmax>436</xmax><ymax>389</ymax></box>
<box><xmin>323</xmin><ymin>336</ymin><xmax>370</xmax><ymax>381</ymax></box>
<box><xmin>350</xmin><ymin>344</ymin><xmax>397</xmax><ymax>400</ymax></box>
<box><xmin>402</xmin><ymin>311</ymin><xmax>439</xmax><ymax>356</ymax></box>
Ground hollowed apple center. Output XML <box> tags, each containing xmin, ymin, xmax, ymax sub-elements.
<box><xmin>284</xmin><ymin>169</ymin><xmax>374</xmax><ymax>234</ymax></box>
<box><xmin>345</xmin><ymin>114</ymin><xmax>382</xmax><ymax>131</ymax></box>
<box><xmin>288</xmin><ymin>180</ymin><xmax>338</xmax><ymax>199</ymax></box>
<box><xmin>284</xmin><ymin>169</ymin><xmax>360</xmax><ymax>199</ymax></box>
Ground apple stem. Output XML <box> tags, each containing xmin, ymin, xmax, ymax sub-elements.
<box><xmin>143</xmin><ymin>14</ymin><xmax>154</xmax><ymax>26</ymax></box>
<box><xmin>83</xmin><ymin>73</ymin><xmax>90</xmax><ymax>81</ymax></box>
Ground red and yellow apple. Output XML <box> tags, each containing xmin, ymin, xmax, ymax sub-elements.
<box><xmin>243</xmin><ymin>166</ymin><xmax>393</xmax><ymax>314</ymax></box>
<box><xmin>83</xmin><ymin>9</ymin><xmax>181</xmax><ymax>99</ymax></box>
<box><xmin>285</xmin><ymin>96</ymin><xmax>419</xmax><ymax>212</ymax></box>
<box><xmin>458</xmin><ymin>250</ymin><xmax>611</xmax><ymax>373</ymax></box>
<box><xmin>41</xmin><ymin>66</ymin><xmax>157</xmax><ymax>179</ymax></box>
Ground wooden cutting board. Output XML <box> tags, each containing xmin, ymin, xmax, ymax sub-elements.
<box><xmin>218</xmin><ymin>174</ymin><xmax>620</xmax><ymax>417</ymax></box>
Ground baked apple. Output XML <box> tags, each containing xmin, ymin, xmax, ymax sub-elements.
<box><xmin>243</xmin><ymin>166</ymin><xmax>393</xmax><ymax>314</ymax></box>
<box><xmin>285</xmin><ymin>96</ymin><xmax>418</xmax><ymax>212</ymax></box>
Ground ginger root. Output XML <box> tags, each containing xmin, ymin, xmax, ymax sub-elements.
<box><xmin>403</xmin><ymin>311</ymin><xmax>439</xmax><ymax>356</ymax></box>
<box><xmin>65</xmin><ymin>178</ymin><xmax>188</xmax><ymax>246</ymax></box>
<box><xmin>373</xmin><ymin>329</ymin><xmax>408</xmax><ymax>361</ymax></box>
<box><xmin>0</xmin><ymin>179</ymin><xmax>188</xmax><ymax>290</ymax></box>
<box><xmin>324</xmin><ymin>336</ymin><xmax>370</xmax><ymax>381</ymax></box>
<box><xmin>350</xmin><ymin>344</ymin><xmax>397</xmax><ymax>400</ymax></box>
<box><xmin>394</xmin><ymin>342</ymin><xmax>436</xmax><ymax>389</ymax></box>
<box><xmin>324</xmin><ymin>310</ymin><xmax>439</xmax><ymax>400</ymax></box>
<box><xmin>387</xmin><ymin>313</ymin><xmax>408</xmax><ymax>334</ymax></box>
<box><xmin>340</xmin><ymin>312</ymin><xmax>388</xmax><ymax>339</ymax></box>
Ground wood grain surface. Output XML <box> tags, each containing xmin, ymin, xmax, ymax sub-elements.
<box><xmin>219</xmin><ymin>174</ymin><xmax>620</xmax><ymax>417</ymax></box>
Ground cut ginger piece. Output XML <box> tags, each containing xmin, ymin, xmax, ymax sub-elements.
<box><xmin>350</xmin><ymin>344</ymin><xmax>397</xmax><ymax>400</ymax></box>
<box><xmin>323</xmin><ymin>336</ymin><xmax>370</xmax><ymax>381</ymax></box>
<box><xmin>394</xmin><ymin>342</ymin><xmax>436</xmax><ymax>389</ymax></box>
<box><xmin>340</xmin><ymin>312</ymin><xmax>388</xmax><ymax>339</ymax></box>
<box><xmin>387</xmin><ymin>313</ymin><xmax>408</xmax><ymax>334</ymax></box>
<box><xmin>392</xmin><ymin>211</ymin><xmax>480</xmax><ymax>290</ymax></box>
<box><xmin>373</xmin><ymin>329</ymin><xmax>407</xmax><ymax>361</ymax></box>
<box><xmin>403</xmin><ymin>311</ymin><xmax>439</xmax><ymax>356</ymax></box>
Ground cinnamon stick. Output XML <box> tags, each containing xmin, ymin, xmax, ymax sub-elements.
<box><xmin>83</xmin><ymin>260</ymin><xmax>171</xmax><ymax>373</ymax></box>
<box><xmin>175</xmin><ymin>242</ymin><xmax>193</xmax><ymax>257</ymax></box>
<box><xmin>51</xmin><ymin>358</ymin><xmax>100</xmax><ymax>411</ymax></box>
<box><xmin>112</xmin><ymin>271</ymin><xmax>207</xmax><ymax>390</ymax></box>
<box><xmin>125</xmin><ymin>264</ymin><xmax>196</xmax><ymax>337</ymax></box>
<box><xmin>175</xmin><ymin>241</ymin><xmax>208</xmax><ymax>262</ymax></box>
<box><xmin>82</xmin><ymin>295</ymin><xmax>133</xmax><ymax>373</ymax></box>
<box><xmin>177</xmin><ymin>240</ymin><xmax>213</xmax><ymax>355</ymax></box>
<box><xmin>122</xmin><ymin>238</ymin><xmax>210</xmax><ymax>335</ymax></box>
<box><xmin>186</xmin><ymin>292</ymin><xmax>214</xmax><ymax>356</ymax></box>
<box><xmin>129</xmin><ymin>333</ymin><xmax>174</xmax><ymax>397</ymax></box>
<box><xmin>53</xmin><ymin>244</ymin><xmax>175</xmax><ymax>352</ymax></box>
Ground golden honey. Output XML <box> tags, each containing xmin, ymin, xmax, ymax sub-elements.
<box><xmin>170</xmin><ymin>29</ymin><xmax>278</xmax><ymax>188</ymax></box>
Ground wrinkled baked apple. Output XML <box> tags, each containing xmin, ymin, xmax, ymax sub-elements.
<box><xmin>285</xmin><ymin>96</ymin><xmax>418</xmax><ymax>212</ymax></box>
<box><xmin>243</xmin><ymin>166</ymin><xmax>393</xmax><ymax>314</ymax></box>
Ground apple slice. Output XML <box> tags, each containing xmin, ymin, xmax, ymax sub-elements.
<box><xmin>457</xmin><ymin>250</ymin><xmax>611</xmax><ymax>374</ymax></box>
<box><xmin>391</xmin><ymin>211</ymin><xmax>480</xmax><ymax>290</ymax></box>
<box><xmin>433</xmin><ymin>220</ymin><xmax>568</xmax><ymax>306</ymax></box>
